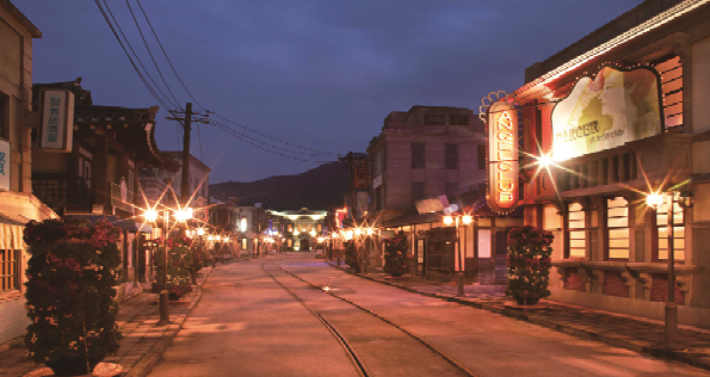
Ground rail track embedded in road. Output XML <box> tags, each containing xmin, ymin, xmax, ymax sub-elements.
<box><xmin>261</xmin><ymin>256</ymin><xmax>479</xmax><ymax>377</ymax></box>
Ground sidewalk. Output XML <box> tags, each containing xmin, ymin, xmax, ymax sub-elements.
<box><xmin>330</xmin><ymin>262</ymin><xmax>710</xmax><ymax>372</ymax></box>
<box><xmin>0</xmin><ymin>256</ymin><xmax>254</xmax><ymax>377</ymax></box>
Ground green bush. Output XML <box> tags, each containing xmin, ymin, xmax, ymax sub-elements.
<box><xmin>152</xmin><ymin>235</ymin><xmax>193</xmax><ymax>298</ymax></box>
<box><xmin>23</xmin><ymin>219</ymin><xmax>122</xmax><ymax>369</ymax></box>
<box><xmin>505</xmin><ymin>226</ymin><xmax>554</xmax><ymax>305</ymax></box>
<box><xmin>383</xmin><ymin>233</ymin><xmax>408</xmax><ymax>277</ymax></box>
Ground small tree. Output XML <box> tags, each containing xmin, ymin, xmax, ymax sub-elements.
<box><xmin>383</xmin><ymin>232</ymin><xmax>408</xmax><ymax>277</ymax></box>
<box><xmin>505</xmin><ymin>226</ymin><xmax>554</xmax><ymax>306</ymax></box>
<box><xmin>24</xmin><ymin>219</ymin><xmax>122</xmax><ymax>376</ymax></box>
<box><xmin>152</xmin><ymin>235</ymin><xmax>193</xmax><ymax>298</ymax></box>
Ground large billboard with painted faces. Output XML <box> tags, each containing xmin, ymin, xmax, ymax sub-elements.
<box><xmin>551</xmin><ymin>66</ymin><xmax>663</xmax><ymax>161</ymax></box>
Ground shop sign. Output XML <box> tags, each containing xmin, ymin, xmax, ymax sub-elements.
<box><xmin>551</xmin><ymin>65</ymin><xmax>663</xmax><ymax>161</ymax></box>
<box><xmin>487</xmin><ymin>101</ymin><xmax>518</xmax><ymax>213</ymax></box>
<box><xmin>353</xmin><ymin>158</ymin><xmax>368</xmax><ymax>189</ymax></box>
<box><xmin>39</xmin><ymin>89</ymin><xmax>74</xmax><ymax>153</ymax></box>
<box><xmin>0</xmin><ymin>139</ymin><xmax>9</xmax><ymax>191</ymax></box>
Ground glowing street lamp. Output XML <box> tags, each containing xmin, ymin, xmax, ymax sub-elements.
<box><xmin>462</xmin><ymin>215</ymin><xmax>473</xmax><ymax>225</ymax></box>
<box><xmin>536</xmin><ymin>153</ymin><xmax>553</xmax><ymax>168</ymax></box>
<box><xmin>646</xmin><ymin>192</ymin><xmax>665</xmax><ymax>209</ymax></box>
<box><xmin>310</xmin><ymin>230</ymin><xmax>316</xmax><ymax>237</ymax></box>
<box><xmin>197</xmin><ymin>228</ymin><xmax>205</xmax><ymax>236</ymax></box>
<box><xmin>143</xmin><ymin>209</ymin><xmax>158</xmax><ymax>223</ymax></box>
<box><xmin>443</xmin><ymin>216</ymin><xmax>454</xmax><ymax>226</ymax></box>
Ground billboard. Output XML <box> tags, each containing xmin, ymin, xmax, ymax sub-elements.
<box><xmin>487</xmin><ymin>101</ymin><xmax>519</xmax><ymax>213</ymax></box>
<box><xmin>39</xmin><ymin>89</ymin><xmax>74</xmax><ymax>152</ymax></box>
<box><xmin>551</xmin><ymin>66</ymin><xmax>663</xmax><ymax>161</ymax></box>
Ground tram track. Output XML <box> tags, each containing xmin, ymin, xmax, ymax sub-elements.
<box><xmin>261</xmin><ymin>256</ymin><xmax>479</xmax><ymax>377</ymax></box>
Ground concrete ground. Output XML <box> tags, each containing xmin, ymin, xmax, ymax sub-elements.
<box><xmin>146</xmin><ymin>253</ymin><xmax>710</xmax><ymax>377</ymax></box>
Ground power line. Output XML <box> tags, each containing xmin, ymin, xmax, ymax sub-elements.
<box><xmin>212</xmin><ymin>120</ymin><xmax>333</xmax><ymax>156</ymax></box>
<box><xmin>94</xmin><ymin>0</ymin><xmax>171</xmax><ymax>110</ymax></box>
<box><xmin>125</xmin><ymin>0</ymin><xmax>183</xmax><ymax>110</ymax></box>
<box><xmin>136</xmin><ymin>0</ymin><xmax>207</xmax><ymax>111</ymax></box>
<box><xmin>196</xmin><ymin>123</ymin><xmax>205</xmax><ymax>161</ymax></box>
<box><xmin>99</xmin><ymin>0</ymin><xmax>180</xmax><ymax>110</ymax></box>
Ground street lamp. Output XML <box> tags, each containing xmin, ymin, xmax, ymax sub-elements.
<box><xmin>444</xmin><ymin>213</ymin><xmax>473</xmax><ymax>298</ymax></box>
<box><xmin>647</xmin><ymin>189</ymin><xmax>695</xmax><ymax>349</ymax></box>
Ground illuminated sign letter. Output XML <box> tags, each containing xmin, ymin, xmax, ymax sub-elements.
<box><xmin>486</xmin><ymin>101</ymin><xmax>519</xmax><ymax>213</ymax></box>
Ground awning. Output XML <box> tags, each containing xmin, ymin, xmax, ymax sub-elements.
<box><xmin>0</xmin><ymin>223</ymin><xmax>25</xmax><ymax>250</ymax></box>
<box><xmin>65</xmin><ymin>215</ymin><xmax>153</xmax><ymax>233</ymax></box>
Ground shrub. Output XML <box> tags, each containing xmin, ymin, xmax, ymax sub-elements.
<box><xmin>383</xmin><ymin>232</ymin><xmax>408</xmax><ymax>277</ymax></box>
<box><xmin>505</xmin><ymin>226</ymin><xmax>554</xmax><ymax>305</ymax></box>
<box><xmin>23</xmin><ymin>219</ymin><xmax>122</xmax><ymax>371</ymax></box>
<box><xmin>152</xmin><ymin>235</ymin><xmax>193</xmax><ymax>298</ymax></box>
<box><xmin>344</xmin><ymin>240</ymin><xmax>360</xmax><ymax>272</ymax></box>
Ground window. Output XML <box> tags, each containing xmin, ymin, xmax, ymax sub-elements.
<box><xmin>445</xmin><ymin>182</ymin><xmax>458</xmax><ymax>196</ymax></box>
<box><xmin>424</xmin><ymin>114</ymin><xmax>445</xmax><ymax>125</ymax></box>
<box><xmin>412</xmin><ymin>183</ymin><xmax>425</xmax><ymax>201</ymax></box>
<box><xmin>445</xmin><ymin>143</ymin><xmax>458</xmax><ymax>169</ymax></box>
<box><xmin>241</xmin><ymin>238</ymin><xmax>247</xmax><ymax>251</ymax></box>
<box><xmin>1</xmin><ymin>249</ymin><xmax>20</xmax><ymax>291</ymax></box>
<box><xmin>317</xmin><ymin>224</ymin><xmax>322</xmax><ymax>232</ymax></box>
<box><xmin>567</xmin><ymin>203</ymin><xmax>586</xmax><ymax>258</ymax></box>
<box><xmin>607</xmin><ymin>197</ymin><xmax>629</xmax><ymax>260</ymax></box>
<box><xmin>240</xmin><ymin>217</ymin><xmax>247</xmax><ymax>232</ymax></box>
<box><xmin>287</xmin><ymin>239</ymin><xmax>292</xmax><ymax>247</ymax></box>
<box><xmin>450</xmin><ymin>114</ymin><xmax>470</xmax><ymax>126</ymax></box>
<box><xmin>411</xmin><ymin>142</ymin><xmax>425</xmax><ymax>169</ymax></box>
<box><xmin>288</xmin><ymin>224</ymin><xmax>293</xmax><ymax>232</ymax></box>
<box><xmin>654</xmin><ymin>55</ymin><xmax>683</xmax><ymax>131</ymax></box>
<box><xmin>655</xmin><ymin>193</ymin><xmax>685</xmax><ymax>261</ymax></box>
<box><xmin>477</xmin><ymin>145</ymin><xmax>486</xmax><ymax>170</ymax></box>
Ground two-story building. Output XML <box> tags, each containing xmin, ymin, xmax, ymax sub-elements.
<box><xmin>0</xmin><ymin>0</ymin><xmax>57</xmax><ymax>345</ymax></box>
<box><xmin>506</xmin><ymin>0</ymin><xmax>710</xmax><ymax>328</ymax></box>
<box><xmin>269</xmin><ymin>208</ymin><xmax>327</xmax><ymax>252</ymax></box>
<box><xmin>31</xmin><ymin>78</ymin><xmax>179</xmax><ymax>298</ymax></box>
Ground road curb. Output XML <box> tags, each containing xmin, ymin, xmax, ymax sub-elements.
<box><xmin>327</xmin><ymin>261</ymin><xmax>710</xmax><ymax>372</ymax></box>
<box><xmin>123</xmin><ymin>268</ymin><xmax>213</xmax><ymax>377</ymax></box>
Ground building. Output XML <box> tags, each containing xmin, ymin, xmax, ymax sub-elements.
<box><xmin>0</xmin><ymin>0</ymin><xmax>56</xmax><ymax>345</ymax></box>
<box><xmin>138</xmin><ymin>151</ymin><xmax>210</xmax><ymax>225</ymax></box>
<box><xmin>221</xmin><ymin>205</ymin><xmax>268</xmax><ymax>256</ymax></box>
<box><xmin>339</xmin><ymin>152</ymin><xmax>369</xmax><ymax>221</ymax></box>
<box><xmin>269</xmin><ymin>208</ymin><xmax>327</xmax><ymax>252</ymax></box>
<box><xmin>208</xmin><ymin>199</ymin><xmax>240</xmax><ymax>258</ymax></box>
<box><xmin>31</xmin><ymin>78</ymin><xmax>179</xmax><ymax>299</ymax></box>
<box><xmin>365</xmin><ymin>106</ymin><xmax>493</xmax><ymax>271</ymax></box>
<box><xmin>505</xmin><ymin>0</ymin><xmax>710</xmax><ymax>328</ymax></box>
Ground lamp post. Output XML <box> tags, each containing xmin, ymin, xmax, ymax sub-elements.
<box><xmin>444</xmin><ymin>214</ymin><xmax>472</xmax><ymax>298</ymax></box>
<box><xmin>647</xmin><ymin>189</ymin><xmax>695</xmax><ymax>349</ymax></box>
<box><xmin>143</xmin><ymin>207</ymin><xmax>192</xmax><ymax>326</ymax></box>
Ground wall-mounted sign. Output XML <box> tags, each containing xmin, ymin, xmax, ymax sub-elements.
<box><xmin>39</xmin><ymin>89</ymin><xmax>74</xmax><ymax>153</ymax></box>
<box><xmin>0</xmin><ymin>139</ymin><xmax>10</xmax><ymax>191</ymax></box>
<box><xmin>353</xmin><ymin>159</ymin><xmax>368</xmax><ymax>189</ymax></box>
<box><xmin>487</xmin><ymin>101</ymin><xmax>519</xmax><ymax>213</ymax></box>
<box><xmin>551</xmin><ymin>66</ymin><xmax>663</xmax><ymax>161</ymax></box>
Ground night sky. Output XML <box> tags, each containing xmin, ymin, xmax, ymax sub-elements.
<box><xmin>17</xmin><ymin>1</ymin><xmax>642</xmax><ymax>183</ymax></box>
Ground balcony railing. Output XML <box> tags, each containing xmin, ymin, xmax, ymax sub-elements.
<box><xmin>32</xmin><ymin>175</ymin><xmax>94</xmax><ymax>211</ymax></box>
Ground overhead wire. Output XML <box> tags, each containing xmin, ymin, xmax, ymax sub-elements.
<box><xmin>99</xmin><ymin>0</ymin><xmax>181</xmax><ymax>111</ymax></box>
<box><xmin>210</xmin><ymin>120</ymin><xmax>333</xmax><ymax>156</ymax></box>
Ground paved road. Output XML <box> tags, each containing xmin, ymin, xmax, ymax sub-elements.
<box><xmin>148</xmin><ymin>254</ymin><xmax>710</xmax><ymax>377</ymax></box>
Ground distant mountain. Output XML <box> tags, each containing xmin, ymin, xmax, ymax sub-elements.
<box><xmin>209</xmin><ymin>162</ymin><xmax>350</xmax><ymax>211</ymax></box>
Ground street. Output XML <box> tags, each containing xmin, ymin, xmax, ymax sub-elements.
<box><xmin>147</xmin><ymin>253</ymin><xmax>710</xmax><ymax>377</ymax></box>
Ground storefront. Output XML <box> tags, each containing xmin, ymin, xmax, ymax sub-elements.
<box><xmin>497</xmin><ymin>0</ymin><xmax>710</xmax><ymax>327</ymax></box>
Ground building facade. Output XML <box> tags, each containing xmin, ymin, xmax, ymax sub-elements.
<box><xmin>269</xmin><ymin>208</ymin><xmax>327</xmax><ymax>252</ymax></box>
<box><xmin>506</xmin><ymin>0</ymin><xmax>710</xmax><ymax>328</ymax></box>
<box><xmin>0</xmin><ymin>0</ymin><xmax>56</xmax><ymax>344</ymax></box>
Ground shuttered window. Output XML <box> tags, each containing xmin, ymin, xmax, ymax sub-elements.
<box><xmin>607</xmin><ymin>197</ymin><xmax>629</xmax><ymax>260</ymax></box>
<box><xmin>568</xmin><ymin>203</ymin><xmax>586</xmax><ymax>258</ymax></box>
<box><xmin>655</xmin><ymin>193</ymin><xmax>685</xmax><ymax>261</ymax></box>
<box><xmin>1</xmin><ymin>249</ymin><xmax>20</xmax><ymax>291</ymax></box>
<box><xmin>655</xmin><ymin>55</ymin><xmax>683</xmax><ymax>131</ymax></box>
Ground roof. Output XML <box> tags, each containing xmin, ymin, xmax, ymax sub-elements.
<box><xmin>0</xmin><ymin>0</ymin><xmax>41</xmax><ymax>38</ymax></box>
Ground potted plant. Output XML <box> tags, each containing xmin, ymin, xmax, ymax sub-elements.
<box><xmin>23</xmin><ymin>219</ymin><xmax>122</xmax><ymax>376</ymax></box>
<box><xmin>383</xmin><ymin>232</ymin><xmax>408</xmax><ymax>277</ymax></box>
<box><xmin>152</xmin><ymin>235</ymin><xmax>193</xmax><ymax>299</ymax></box>
<box><xmin>505</xmin><ymin>226</ymin><xmax>554</xmax><ymax>306</ymax></box>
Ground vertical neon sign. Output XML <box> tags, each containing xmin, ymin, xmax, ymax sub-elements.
<box><xmin>487</xmin><ymin>101</ymin><xmax>519</xmax><ymax>213</ymax></box>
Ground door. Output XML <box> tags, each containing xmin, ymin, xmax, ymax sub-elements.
<box><xmin>301</xmin><ymin>239</ymin><xmax>310</xmax><ymax>251</ymax></box>
<box><xmin>416</xmin><ymin>238</ymin><xmax>425</xmax><ymax>277</ymax></box>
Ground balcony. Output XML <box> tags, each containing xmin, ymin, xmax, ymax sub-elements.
<box><xmin>552</xmin><ymin>132</ymin><xmax>693</xmax><ymax>197</ymax></box>
<box><xmin>32</xmin><ymin>174</ymin><xmax>94</xmax><ymax>213</ymax></box>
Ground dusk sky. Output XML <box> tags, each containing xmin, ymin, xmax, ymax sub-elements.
<box><xmin>17</xmin><ymin>0</ymin><xmax>642</xmax><ymax>184</ymax></box>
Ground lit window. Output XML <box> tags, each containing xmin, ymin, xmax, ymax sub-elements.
<box><xmin>241</xmin><ymin>238</ymin><xmax>247</xmax><ymax>251</ymax></box>
<box><xmin>240</xmin><ymin>217</ymin><xmax>247</xmax><ymax>232</ymax></box>
<box><xmin>0</xmin><ymin>249</ymin><xmax>20</xmax><ymax>291</ymax></box>
<box><xmin>656</xmin><ymin>193</ymin><xmax>685</xmax><ymax>261</ymax></box>
<box><xmin>568</xmin><ymin>203</ymin><xmax>585</xmax><ymax>258</ymax></box>
<box><xmin>607</xmin><ymin>197</ymin><xmax>629</xmax><ymax>260</ymax></box>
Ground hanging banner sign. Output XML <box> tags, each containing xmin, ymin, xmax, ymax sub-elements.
<box><xmin>551</xmin><ymin>66</ymin><xmax>663</xmax><ymax>161</ymax></box>
<box><xmin>487</xmin><ymin>101</ymin><xmax>519</xmax><ymax>213</ymax></box>
<box><xmin>39</xmin><ymin>89</ymin><xmax>74</xmax><ymax>153</ymax></box>
<box><xmin>0</xmin><ymin>139</ymin><xmax>10</xmax><ymax>191</ymax></box>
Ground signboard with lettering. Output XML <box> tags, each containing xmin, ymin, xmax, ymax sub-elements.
<box><xmin>487</xmin><ymin>101</ymin><xmax>519</xmax><ymax>213</ymax></box>
<box><xmin>551</xmin><ymin>66</ymin><xmax>663</xmax><ymax>161</ymax></box>
<box><xmin>353</xmin><ymin>158</ymin><xmax>368</xmax><ymax>190</ymax></box>
<box><xmin>0</xmin><ymin>139</ymin><xmax>10</xmax><ymax>191</ymax></box>
<box><xmin>39</xmin><ymin>89</ymin><xmax>74</xmax><ymax>152</ymax></box>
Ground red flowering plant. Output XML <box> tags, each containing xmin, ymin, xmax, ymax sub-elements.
<box><xmin>505</xmin><ymin>226</ymin><xmax>554</xmax><ymax>306</ymax></box>
<box><xmin>151</xmin><ymin>235</ymin><xmax>193</xmax><ymax>298</ymax></box>
<box><xmin>23</xmin><ymin>218</ymin><xmax>122</xmax><ymax>375</ymax></box>
<box><xmin>383</xmin><ymin>232</ymin><xmax>408</xmax><ymax>277</ymax></box>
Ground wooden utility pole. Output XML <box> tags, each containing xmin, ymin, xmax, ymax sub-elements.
<box><xmin>167</xmin><ymin>102</ymin><xmax>209</xmax><ymax>205</ymax></box>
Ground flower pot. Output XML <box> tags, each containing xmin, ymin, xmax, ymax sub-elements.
<box><xmin>46</xmin><ymin>357</ymin><xmax>102</xmax><ymax>376</ymax></box>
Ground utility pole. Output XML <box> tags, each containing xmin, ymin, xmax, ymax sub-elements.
<box><xmin>167</xmin><ymin>102</ymin><xmax>209</xmax><ymax>205</ymax></box>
